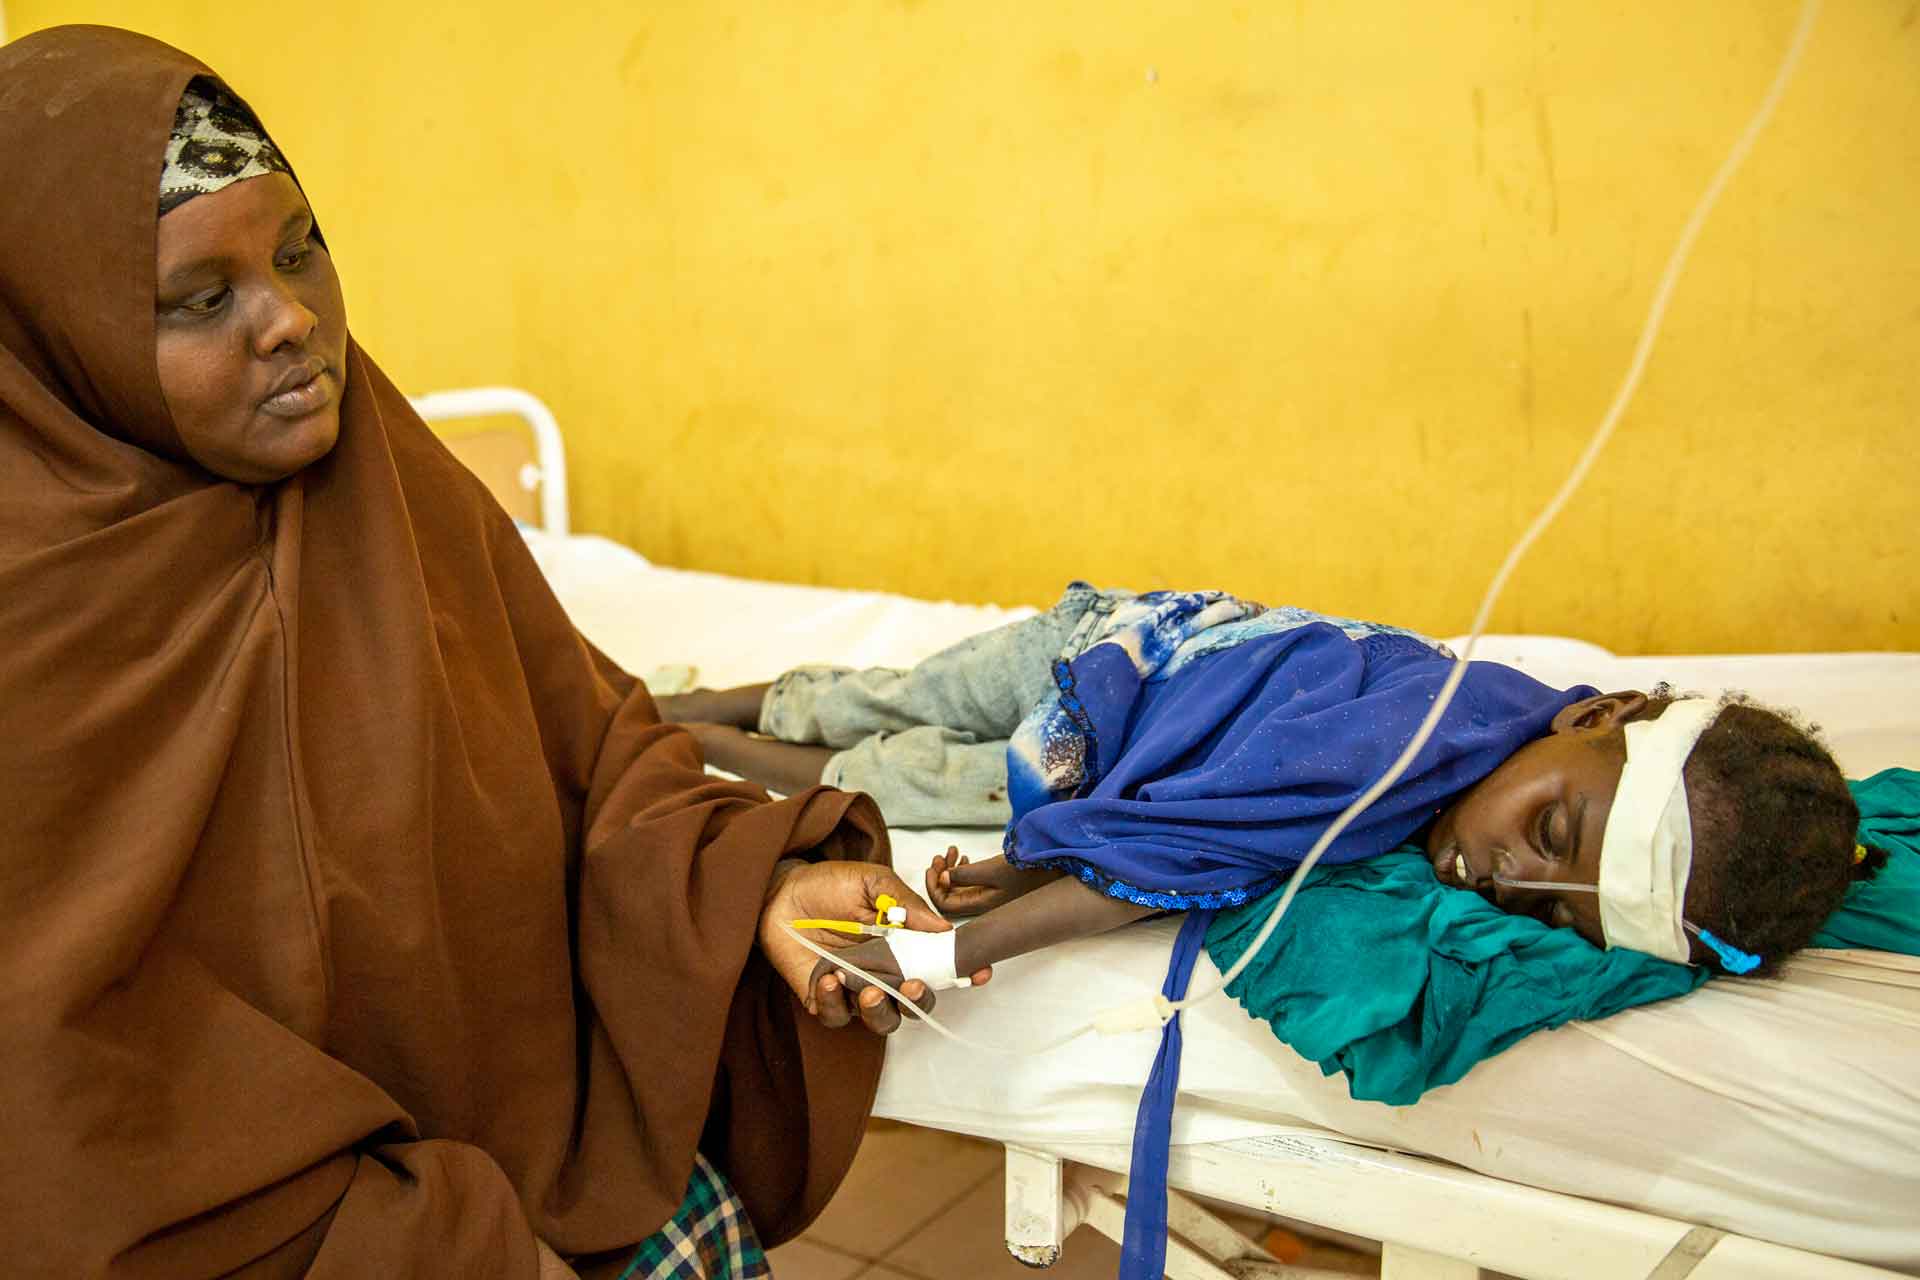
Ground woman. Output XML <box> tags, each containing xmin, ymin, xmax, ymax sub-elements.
<box><xmin>0</xmin><ymin>26</ymin><xmax>971</xmax><ymax>1278</ymax></box>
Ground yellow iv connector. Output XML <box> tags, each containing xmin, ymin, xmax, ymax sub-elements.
<box><xmin>790</xmin><ymin>893</ymin><xmax>910</xmax><ymax>937</ymax></box>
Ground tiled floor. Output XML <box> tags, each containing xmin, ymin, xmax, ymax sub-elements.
<box><xmin>767</xmin><ymin>1121</ymin><xmax>1379</xmax><ymax>1280</ymax></box>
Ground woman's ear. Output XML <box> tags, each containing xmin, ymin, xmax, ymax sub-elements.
<box><xmin>1551</xmin><ymin>690</ymin><xmax>1650</xmax><ymax>735</ymax></box>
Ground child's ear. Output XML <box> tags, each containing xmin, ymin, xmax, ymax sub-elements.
<box><xmin>1551</xmin><ymin>690</ymin><xmax>1650</xmax><ymax>734</ymax></box>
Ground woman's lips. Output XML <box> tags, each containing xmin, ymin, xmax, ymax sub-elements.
<box><xmin>260</xmin><ymin>364</ymin><xmax>333</xmax><ymax>419</ymax></box>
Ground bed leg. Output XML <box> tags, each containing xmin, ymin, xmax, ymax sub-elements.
<box><xmin>1163</xmin><ymin>1188</ymin><xmax>1273</xmax><ymax>1266</ymax></box>
<box><xmin>1004</xmin><ymin>1145</ymin><xmax>1069</xmax><ymax>1268</ymax></box>
<box><xmin>1164</xmin><ymin>1190</ymin><xmax>1374</xmax><ymax>1280</ymax></box>
<box><xmin>1065</xmin><ymin>1177</ymin><xmax>1250</xmax><ymax>1280</ymax></box>
<box><xmin>1380</xmin><ymin>1242</ymin><xmax>1484</xmax><ymax>1280</ymax></box>
<box><xmin>1002</xmin><ymin>1151</ymin><xmax>1367</xmax><ymax>1280</ymax></box>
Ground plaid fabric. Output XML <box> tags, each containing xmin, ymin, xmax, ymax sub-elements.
<box><xmin>616</xmin><ymin>1153</ymin><xmax>770</xmax><ymax>1280</ymax></box>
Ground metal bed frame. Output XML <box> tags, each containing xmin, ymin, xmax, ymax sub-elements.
<box><xmin>998</xmin><ymin>1134</ymin><xmax>1900</xmax><ymax>1280</ymax></box>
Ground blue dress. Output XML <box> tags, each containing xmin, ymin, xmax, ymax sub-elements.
<box><xmin>1003</xmin><ymin>593</ymin><xmax>1594</xmax><ymax>902</ymax></box>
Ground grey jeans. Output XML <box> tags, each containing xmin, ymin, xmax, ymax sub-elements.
<box><xmin>758</xmin><ymin>583</ymin><xmax>1127</xmax><ymax>827</ymax></box>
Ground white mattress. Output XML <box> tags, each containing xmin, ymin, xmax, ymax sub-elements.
<box><xmin>524</xmin><ymin>530</ymin><xmax>1920</xmax><ymax>1272</ymax></box>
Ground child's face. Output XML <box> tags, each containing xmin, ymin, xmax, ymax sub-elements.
<box><xmin>1423</xmin><ymin>692</ymin><xmax>1648</xmax><ymax>946</ymax></box>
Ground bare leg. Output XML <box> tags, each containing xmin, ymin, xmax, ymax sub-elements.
<box><xmin>655</xmin><ymin>683</ymin><xmax>770</xmax><ymax>729</ymax></box>
<box><xmin>687</xmin><ymin>723</ymin><xmax>832</xmax><ymax>796</ymax></box>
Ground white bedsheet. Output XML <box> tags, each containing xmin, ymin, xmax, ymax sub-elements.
<box><xmin>523</xmin><ymin>530</ymin><xmax>1920</xmax><ymax>1272</ymax></box>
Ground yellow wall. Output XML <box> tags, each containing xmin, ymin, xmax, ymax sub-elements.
<box><xmin>13</xmin><ymin>1</ymin><xmax>1918</xmax><ymax>653</ymax></box>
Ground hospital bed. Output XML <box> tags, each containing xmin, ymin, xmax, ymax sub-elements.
<box><xmin>416</xmin><ymin>389</ymin><xmax>1920</xmax><ymax>1280</ymax></box>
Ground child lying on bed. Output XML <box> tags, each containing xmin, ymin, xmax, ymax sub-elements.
<box><xmin>660</xmin><ymin>583</ymin><xmax>1869</xmax><ymax>1001</ymax></box>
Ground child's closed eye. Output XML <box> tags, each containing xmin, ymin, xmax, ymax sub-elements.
<box><xmin>1535</xmin><ymin>804</ymin><xmax>1565</xmax><ymax>859</ymax></box>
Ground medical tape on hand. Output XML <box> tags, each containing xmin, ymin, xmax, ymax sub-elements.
<box><xmin>884</xmin><ymin>928</ymin><xmax>971</xmax><ymax>992</ymax></box>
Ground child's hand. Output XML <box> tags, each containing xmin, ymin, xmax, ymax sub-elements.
<box><xmin>926</xmin><ymin>847</ymin><xmax>1056</xmax><ymax>916</ymax></box>
<box><xmin>804</xmin><ymin>929</ymin><xmax>994</xmax><ymax>1034</ymax></box>
<box><xmin>759</xmin><ymin>859</ymin><xmax>990</xmax><ymax>1036</ymax></box>
<box><xmin>806</xmin><ymin>936</ymin><xmax>924</xmax><ymax>1032</ymax></box>
<box><xmin>927</xmin><ymin>847</ymin><xmax>1003</xmax><ymax>916</ymax></box>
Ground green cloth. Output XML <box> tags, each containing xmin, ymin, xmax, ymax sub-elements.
<box><xmin>1206</xmin><ymin>851</ymin><xmax>1707</xmax><ymax>1106</ymax></box>
<box><xmin>1205</xmin><ymin>768</ymin><xmax>1920</xmax><ymax>1106</ymax></box>
<box><xmin>1814</xmin><ymin>768</ymin><xmax>1920</xmax><ymax>954</ymax></box>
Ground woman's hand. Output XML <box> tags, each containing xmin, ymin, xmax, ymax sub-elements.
<box><xmin>758</xmin><ymin>859</ymin><xmax>991</xmax><ymax>1035</ymax></box>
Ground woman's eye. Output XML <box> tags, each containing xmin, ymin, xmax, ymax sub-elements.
<box><xmin>171</xmin><ymin>287</ymin><xmax>229</xmax><ymax>315</ymax></box>
<box><xmin>277</xmin><ymin>243</ymin><xmax>312</xmax><ymax>270</ymax></box>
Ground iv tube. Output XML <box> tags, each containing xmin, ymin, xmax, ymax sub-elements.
<box><xmin>1489</xmin><ymin>875</ymin><xmax>1598</xmax><ymax>894</ymax></box>
<box><xmin>787</xmin><ymin>0</ymin><xmax>1822</xmax><ymax>1054</ymax></box>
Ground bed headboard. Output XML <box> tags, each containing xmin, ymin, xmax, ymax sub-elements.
<box><xmin>408</xmin><ymin>386</ymin><xmax>570</xmax><ymax>535</ymax></box>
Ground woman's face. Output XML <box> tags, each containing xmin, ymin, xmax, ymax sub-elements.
<box><xmin>154</xmin><ymin>172</ymin><xmax>347</xmax><ymax>482</ymax></box>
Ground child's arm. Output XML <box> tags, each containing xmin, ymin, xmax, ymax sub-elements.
<box><xmin>949</xmin><ymin>874</ymin><xmax>1158</xmax><ymax>974</ymax></box>
<box><xmin>805</xmin><ymin>874</ymin><xmax>1157</xmax><ymax>1003</ymax></box>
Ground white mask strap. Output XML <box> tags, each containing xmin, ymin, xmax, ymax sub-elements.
<box><xmin>1597</xmin><ymin>698</ymin><xmax>1720</xmax><ymax>963</ymax></box>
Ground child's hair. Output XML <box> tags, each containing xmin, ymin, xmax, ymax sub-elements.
<box><xmin>1639</xmin><ymin>687</ymin><xmax>1874</xmax><ymax>977</ymax></box>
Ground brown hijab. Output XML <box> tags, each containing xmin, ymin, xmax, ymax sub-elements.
<box><xmin>0</xmin><ymin>26</ymin><xmax>885</xmax><ymax>1277</ymax></box>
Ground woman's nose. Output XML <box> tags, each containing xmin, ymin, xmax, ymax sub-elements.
<box><xmin>251</xmin><ymin>283</ymin><xmax>318</xmax><ymax>357</ymax></box>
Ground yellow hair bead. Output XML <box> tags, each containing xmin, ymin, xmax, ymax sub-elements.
<box><xmin>1853</xmin><ymin>843</ymin><xmax>1869</xmax><ymax>865</ymax></box>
